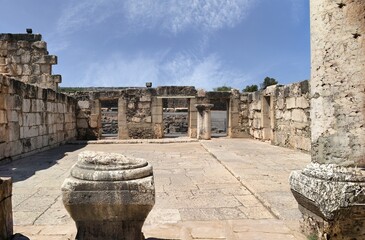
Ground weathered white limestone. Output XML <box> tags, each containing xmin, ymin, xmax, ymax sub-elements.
<box><xmin>188</xmin><ymin>98</ymin><xmax>198</xmax><ymax>138</ymax></box>
<box><xmin>0</xmin><ymin>76</ymin><xmax>77</xmax><ymax>162</ymax></box>
<box><xmin>0</xmin><ymin>33</ymin><xmax>60</xmax><ymax>91</ymax></box>
<box><xmin>0</xmin><ymin>177</ymin><xmax>13</xmax><ymax>240</ymax></box>
<box><xmin>195</xmin><ymin>104</ymin><xmax>214</xmax><ymax>140</ymax></box>
<box><xmin>290</xmin><ymin>1</ymin><xmax>365</xmax><ymax>239</ymax></box>
<box><xmin>62</xmin><ymin>151</ymin><xmax>155</xmax><ymax>240</ymax></box>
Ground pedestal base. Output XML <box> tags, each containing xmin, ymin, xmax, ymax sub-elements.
<box><xmin>76</xmin><ymin>221</ymin><xmax>145</xmax><ymax>240</ymax></box>
<box><xmin>290</xmin><ymin>163</ymin><xmax>365</xmax><ymax>240</ymax></box>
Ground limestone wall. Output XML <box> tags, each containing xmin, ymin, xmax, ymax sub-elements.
<box><xmin>0</xmin><ymin>75</ymin><xmax>76</xmax><ymax>162</ymax></box>
<box><xmin>69</xmin><ymin>88</ymin><xmax>163</xmax><ymax>140</ymax></box>
<box><xmin>120</xmin><ymin>88</ymin><xmax>161</xmax><ymax>139</ymax></box>
<box><xmin>242</xmin><ymin>80</ymin><xmax>311</xmax><ymax>151</ymax></box>
<box><xmin>0</xmin><ymin>33</ymin><xmax>61</xmax><ymax>91</ymax></box>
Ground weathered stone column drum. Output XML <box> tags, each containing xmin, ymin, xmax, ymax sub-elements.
<box><xmin>290</xmin><ymin>0</ymin><xmax>365</xmax><ymax>239</ymax></box>
<box><xmin>195</xmin><ymin>104</ymin><xmax>214</xmax><ymax>140</ymax></box>
<box><xmin>62</xmin><ymin>151</ymin><xmax>155</xmax><ymax>240</ymax></box>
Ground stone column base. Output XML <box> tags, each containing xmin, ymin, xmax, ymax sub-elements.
<box><xmin>76</xmin><ymin>221</ymin><xmax>145</xmax><ymax>240</ymax></box>
<box><xmin>290</xmin><ymin>163</ymin><xmax>365</xmax><ymax>240</ymax></box>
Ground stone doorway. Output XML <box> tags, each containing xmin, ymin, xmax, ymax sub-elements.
<box><xmin>162</xmin><ymin>98</ymin><xmax>189</xmax><ymax>138</ymax></box>
<box><xmin>262</xmin><ymin>95</ymin><xmax>273</xmax><ymax>141</ymax></box>
<box><xmin>100</xmin><ymin>99</ymin><xmax>118</xmax><ymax>139</ymax></box>
<box><xmin>211</xmin><ymin>102</ymin><xmax>228</xmax><ymax>138</ymax></box>
<box><xmin>208</xmin><ymin>94</ymin><xmax>230</xmax><ymax>138</ymax></box>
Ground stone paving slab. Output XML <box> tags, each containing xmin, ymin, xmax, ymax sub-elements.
<box><xmin>201</xmin><ymin>138</ymin><xmax>311</xmax><ymax>220</ymax></box>
<box><xmin>0</xmin><ymin>139</ymin><xmax>310</xmax><ymax>239</ymax></box>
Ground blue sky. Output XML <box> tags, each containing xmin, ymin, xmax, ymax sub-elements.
<box><xmin>0</xmin><ymin>0</ymin><xmax>310</xmax><ymax>91</ymax></box>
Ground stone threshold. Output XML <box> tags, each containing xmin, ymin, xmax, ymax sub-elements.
<box><xmin>68</xmin><ymin>138</ymin><xmax>199</xmax><ymax>145</ymax></box>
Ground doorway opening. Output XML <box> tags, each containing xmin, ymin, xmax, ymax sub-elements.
<box><xmin>262</xmin><ymin>96</ymin><xmax>272</xmax><ymax>140</ymax></box>
<box><xmin>100</xmin><ymin>99</ymin><xmax>118</xmax><ymax>139</ymax></box>
<box><xmin>163</xmin><ymin>98</ymin><xmax>189</xmax><ymax>138</ymax></box>
<box><xmin>210</xmin><ymin>99</ymin><xmax>228</xmax><ymax>137</ymax></box>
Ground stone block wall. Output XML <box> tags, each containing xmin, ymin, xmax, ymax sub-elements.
<box><xmin>0</xmin><ymin>75</ymin><xmax>76</xmax><ymax>162</ymax></box>
<box><xmin>242</xmin><ymin>80</ymin><xmax>311</xmax><ymax>151</ymax></box>
<box><xmin>72</xmin><ymin>92</ymin><xmax>101</xmax><ymax>140</ymax></box>
<box><xmin>238</xmin><ymin>93</ymin><xmax>250</xmax><ymax>136</ymax></box>
<box><xmin>0</xmin><ymin>33</ymin><xmax>61</xmax><ymax>91</ymax></box>
<box><xmin>274</xmin><ymin>81</ymin><xmax>310</xmax><ymax>151</ymax></box>
<box><xmin>69</xmin><ymin>88</ymin><xmax>163</xmax><ymax>140</ymax></box>
<box><xmin>122</xmin><ymin>88</ymin><xmax>160</xmax><ymax>139</ymax></box>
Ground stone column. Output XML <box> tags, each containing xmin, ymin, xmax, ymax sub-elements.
<box><xmin>188</xmin><ymin>98</ymin><xmax>198</xmax><ymax>138</ymax></box>
<box><xmin>62</xmin><ymin>151</ymin><xmax>155</xmax><ymax>240</ymax></box>
<box><xmin>118</xmin><ymin>97</ymin><xmax>129</xmax><ymax>139</ymax></box>
<box><xmin>290</xmin><ymin>1</ymin><xmax>365</xmax><ymax>239</ymax></box>
<box><xmin>0</xmin><ymin>177</ymin><xmax>13</xmax><ymax>240</ymax></box>
<box><xmin>195</xmin><ymin>104</ymin><xmax>213</xmax><ymax>140</ymax></box>
<box><xmin>228</xmin><ymin>90</ymin><xmax>240</xmax><ymax>138</ymax></box>
<box><xmin>151</xmin><ymin>97</ymin><xmax>163</xmax><ymax>138</ymax></box>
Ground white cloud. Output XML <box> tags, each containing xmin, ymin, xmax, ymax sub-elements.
<box><xmin>79</xmin><ymin>52</ymin><xmax>249</xmax><ymax>90</ymax></box>
<box><xmin>124</xmin><ymin>0</ymin><xmax>255</xmax><ymax>33</ymax></box>
<box><xmin>57</xmin><ymin>0</ymin><xmax>120</xmax><ymax>34</ymax></box>
<box><xmin>57</xmin><ymin>0</ymin><xmax>255</xmax><ymax>35</ymax></box>
<box><xmin>80</xmin><ymin>54</ymin><xmax>159</xmax><ymax>87</ymax></box>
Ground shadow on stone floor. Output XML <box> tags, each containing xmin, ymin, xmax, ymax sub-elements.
<box><xmin>0</xmin><ymin>144</ymin><xmax>86</xmax><ymax>183</ymax></box>
<box><xmin>146</xmin><ymin>238</ymin><xmax>172</xmax><ymax>240</ymax></box>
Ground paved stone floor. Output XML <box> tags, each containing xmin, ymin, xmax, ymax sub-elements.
<box><xmin>0</xmin><ymin>138</ymin><xmax>310</xmax><ymax>239</ymax></box>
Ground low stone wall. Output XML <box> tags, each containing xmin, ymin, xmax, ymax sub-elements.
<box><xmin>0</xmin><ymin>75</ymin><xmax>77</xmax><ymax>162</ymax></box>
<box><xmin>241</xmin><ymin>80</ymin><xmax>311</xmax><ymax>152</ymax></box>
<box><xmin>62</xmin><ymin>83</ymin><xmax>310</xmax><ymax>150</ymax></box>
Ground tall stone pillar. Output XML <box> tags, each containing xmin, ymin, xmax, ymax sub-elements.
<box><xmin>188</xmin><ymin>98</ymin><xmax>198</xmax><ymax>138</ymax></box>
<box><xmin>151</xmin><ymin>97</ymin><xmax>163</xmax><ymax>138</ymax></box>
<box><xmin>195</xmin><ymin>104</ymin><xmax>213</xmax><ymax>140</ymax></box>
<box><xmin>228</xmin><ymin>89</ymin><xmax>240</xmax><ymax>138</ymax></box>
<box><xmin>290</xmin><ymin>1</ymin><xmax>365</xmax><ymax>239</ymax></box>
<box><xmin>118</xmin><ymin>97</ymin><xmax>129</xmax><ymax>139</ymax></box>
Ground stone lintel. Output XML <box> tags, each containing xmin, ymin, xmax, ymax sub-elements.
<box><xmin>0</xmin><ymin>33</ymin><xmax>42</xmax><ymax>42</ymax></box>
<box><xmin>156</xmin><ymin>96</ymin><xmax>195</xmax><ymax>99</ymax></box>
<box><xmin>156</xmin><ymin>86</ymin><xmax>197</xmax><ymax>96</ymax></box>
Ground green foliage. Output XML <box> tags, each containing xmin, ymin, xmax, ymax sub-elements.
<box><xmin>261</xmin><ymin>77</ymin><xmax>278</xmax><ymax>90</ymax></box>
<box><xmin>242</xmin><ymin>84</ymin><xmax>258</xmax><ymax>92</ymax></box>
<box><xmin>213</xmin><ymin>85</ymin><xmax>232</xmax><ymax>92</ymax></box>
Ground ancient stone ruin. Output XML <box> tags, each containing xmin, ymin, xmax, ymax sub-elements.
<box><xmin>0</xmin><ymin>33</ymin><xmax>61</xmax><ymax>91</ymax></box>
<box><xmin>62</xmin><ymin>151</ymin><xmax>155</xmax><ymax>239</ymax></box>
<box><xmin>0</xmin><ymin>0</ymin><xmax>364</xmax><ymax>238</ymax></box>
<box><xmin>0</xmin><ymin>30</ymin><xmax>312</xmax><ymax>161</ymax></box>
<box><xmin>290</xmin><ymin>0</ymin><xmax>365</xmax><ymax>239</ymax></box>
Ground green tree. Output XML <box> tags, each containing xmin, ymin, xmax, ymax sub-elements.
<box><xmin>213</xmin><ymin>85</ymin><xmax>232</xmax><ymax>92</ymax></box>
<box><xmin>261</xmin><ymin>77</ymin><xmax>278</xmax><ymax>90</ymax></box>
<box><xmin>242</xmin><ymin>84</ymin><xmax>258</xmax><ymax>92</ymax></box>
